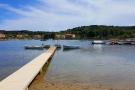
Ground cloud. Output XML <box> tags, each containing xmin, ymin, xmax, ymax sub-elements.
<box><xmin>0</xmin><ymin>0</ymin><xmax>135</xmax><ymax>31</ymax></box>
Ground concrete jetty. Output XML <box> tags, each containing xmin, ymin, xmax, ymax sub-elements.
<box><xmin>0</xmin><ymin>47</ymin><xmax>56</xmax><ymax>90</ymax></box>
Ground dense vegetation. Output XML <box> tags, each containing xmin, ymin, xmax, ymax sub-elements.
<box><xmin>0</xmin><ymin>30</ymin><xmax>55</xmax><ymax>39</ymax></box>
<box><xmin>1</xmin><ymin>25</ymin><xmax>135</xmax><ymax>40</ymax></box>
<box><xmin>61</xmin><ymin>25</ymin><xmax>135</xmax><ymax>39</ymax></box>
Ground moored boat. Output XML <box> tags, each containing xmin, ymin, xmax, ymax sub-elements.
<box><xmin>92</xmin><ymin>40</ymin><xmax>106</xmax><ymax>44</ymax></box>
<box><xmin>109</xmin><ymin>40</ymin><xmax>135</xmax><ymax>45</ymax></box>
<box><xmin>54</xmin><ymin>44</ymin><xmax>61</xmax><ymax>49</ymax></box>
<box><xmin>43</xmin><ymin>45</ymin><xmax>50</xmax><ymax>49</ymax></box>
<box><xmin>24</xmin><ymin>46</ymin><xmax>44</xmax><ymax>50</ymax></box>
<box><xmin>63</xmin><ymin>45</ymin><xmax>80</xmax><ymax>50</ymax></box>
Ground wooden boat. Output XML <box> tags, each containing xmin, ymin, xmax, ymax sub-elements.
<box><xmin>110</xmin><ymin>41</ymin><xmax>124</xmax><ymax>45</ymax></box>
<box><xmin>24</xmin><ymin>46</ymin><xmax>44</xmax><ymax>50</ymax></box>
<box><xmin>43</xmin><ymin>45</ymin><xmax>50</xmax><ymax>49</ymax></box>
<box><xmin>123</xmin><ymin>41</ymin><xmax>132</xmax><ymax>45</ymax></box>
<box><xmin>63</xmin><ymin>45</ymin><xmax>80</xmax><ymax>50</ymax></box>
<box><xmin>92</xmin><ymin>40</ymin><xmax>106</xmax><ymax>44</ymax></box>
<box><xmin>54</xmin><ymin>44</ymin><xmax>61</xmax><ymax>49</ymax></box>
<box><xmin>109</xmin><ymin>40</ymin><xmax>135</xmax><ymax>45</ymax></box>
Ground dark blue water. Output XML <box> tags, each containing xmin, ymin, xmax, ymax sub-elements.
<box><xmin>1</xmin><ymin>40</ymin><xmax>135</xmax><ymax>89</ymax></box>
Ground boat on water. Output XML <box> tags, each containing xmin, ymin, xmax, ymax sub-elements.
<box><xmin>131</xmin><ymin>42</ymin><xmax>135</xmax><ymax>45</ymax></box>
<box><xmin>63</xmin><ymin>45</ymin><xmax>80</xmax><ymax>50</ymax></box>
<box><xmin>43</xmin><ymin>44</ymin><xmax>62</xmax><ymax>49</ymax></box>
<box><xmin>109</xmin><ymin>41</ymin><xmax>123</xmax><ymax>45</ymax></box>
<box><xmin>24</xmin><ymin>45</ymin><xmax>44</xmax><ymax>50</ymax></box>
<box><xmin>43</xmin><ymin>45</ymin><xmax>50</xmax><ymax>49</ymax></box>
<box><xmin>92</xmin><ymin>40</ymin><xmax>106</xmax><ymax>44</ymax></box>
<box><xmin>54</xmin><ymin>44</ymin><xmax>61</xmax><ymax>49</ymax></box>
<box><xmin>109</xmin><ymin>40</ymin><xmax>135</xmax><ymax>45</ymax></box>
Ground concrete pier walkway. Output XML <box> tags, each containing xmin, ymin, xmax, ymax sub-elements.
<box><xmin>0</xmin><ymin>47</ymin><xmax>56</xmax><ymax>90</ymax></box>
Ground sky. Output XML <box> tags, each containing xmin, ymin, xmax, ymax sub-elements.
<box><xmin>0</xmin><ymin>0</ymin><xmax>135</xmax><ymax>31</ymax></box>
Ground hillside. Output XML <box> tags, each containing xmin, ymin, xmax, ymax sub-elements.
<box><xmin>61</xmin><ymin>25</ymin><xmax>135</xmax><ymax>39</ymax></box>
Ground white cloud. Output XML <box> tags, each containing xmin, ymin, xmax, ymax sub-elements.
<box><xmin>0</xmin><ymin>0</ymin><xmax>135</xmax><ymax>31</ymax></box>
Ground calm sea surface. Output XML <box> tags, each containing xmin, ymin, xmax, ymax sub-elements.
<box><xmin>0</xmin><ymin>40</ymin><xmax>135</xmax><ymax>89</ymax></box>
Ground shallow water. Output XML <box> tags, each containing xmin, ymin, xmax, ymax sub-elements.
<box><xmin>46</xmin><ymin>41</ymin><xmax>135</xmax><ymax>89</ymax></box>
<box><xmin>0</xmin><ymin>40</ymin><xmax>135</xmax><ymax>89</ymax></box>
<box><xmin>0</xmin><ymin>40</ymin><xmax>44</xmax><ymax>80</ymax></box>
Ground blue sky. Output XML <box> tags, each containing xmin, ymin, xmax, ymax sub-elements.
<box><xmin>0</xmin><ymin>0</ymin><xmax>135</xmax><ymax>31</ymax></box>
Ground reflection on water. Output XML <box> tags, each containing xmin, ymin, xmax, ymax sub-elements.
<box><xmin>1</xmin><ymin>40</ymin><xmax>135</xmax><ymax>89</ymax></box>
<box><xmin>93</xmin><ymin>44</ymin><xmax>103</xmax><ymax>53</ymax></box>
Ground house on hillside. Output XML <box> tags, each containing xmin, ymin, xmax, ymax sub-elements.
<box><xmin>0</xmin><ymin>33</ymin><xmax>6</xmax><ymax>39</ymax></box>
<box><xmin>33</xmin><ymin>35</ymin><xmax>42</xmax><ymax>39</ymax></box>
<box><xmin>55</xmin><ymin>34</ymin><xmax>76</xmax><ymax>39</ymax></box>
<box><xmin>16</xmin><ymin>34</ymin><xmax>23</xmax><ymax>39</ymax></box>
<box><xmin>55</xmin><ymin>34</ymin><xmax>65</xmax><ymax>39</ymax></box>
<box><xmin>16</xmin><ymin>34</ymin><xmax>29</xmax><ymax>39</ymax></box>
<box><xmin>64</xmin><ymin>34</ymin><xmax>76</xmax><ymax>39</ymax></box>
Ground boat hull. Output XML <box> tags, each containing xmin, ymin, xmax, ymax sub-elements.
<box><xmin>24</xmin><ymin>46</ymin><xmax>44</xmax><ymax>50</ymax></box>
<box><xmin>63</xmin><ymin>45</ymin><xmax>80</xmax><ymax>50</ymax></box>
<box><xmin>92</xmin><ymin>40</ymin><xmax>106</xmax><ymax>44</ymax></box>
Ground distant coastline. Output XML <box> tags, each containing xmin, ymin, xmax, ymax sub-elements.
<box><xmin>1</xmin><ymin>25</ymin><xmax>135</xmax><ymax>40</ymax></box>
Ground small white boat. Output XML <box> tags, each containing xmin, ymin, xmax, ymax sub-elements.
<box><xmin>92</xmin><ymin>40</ymin><xmax>106</xmax><ymax>44</ymax></box>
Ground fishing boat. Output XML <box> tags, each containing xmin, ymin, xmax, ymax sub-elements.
<box><xmin>109</xmin><ymin>40</ymin><xmax>135</xmax><ymax>45</ymax></box>
<box><xmin>92</xmin><ymin>40</ymin><xmax>106</xmax><ymax>44</ymax></box>
<box><xmin>131</xmin><ymin>42</ymin><xmax>135</xmax><ymax>45</ymax></box>
<box><xmin>122</xmin><ymin>42</ymin><xmax>131</xmax><ymax>45</ymax></box>
<box><xmin>24</xmin><ymin>45</ymin><xmax>44</xmax><ymax>50</ymax></box>
<box><xmin>63</xmin><ymin>45</ymin><xmax>80</xmax><ymax>50</ymax></box>
<box><xmin>43</xmin><ymin>45</ymin><xmax>50</xmax><ymax>49</ymax></box>
<box><xmin>54</xmin><ymin>44</ymin><xmax>61</xmax><ymax>49</ymax></box>
<box><xmin>110</xmin><ymin>41</ymin><xmax>124</xmax><ymax>45</ymax></box>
